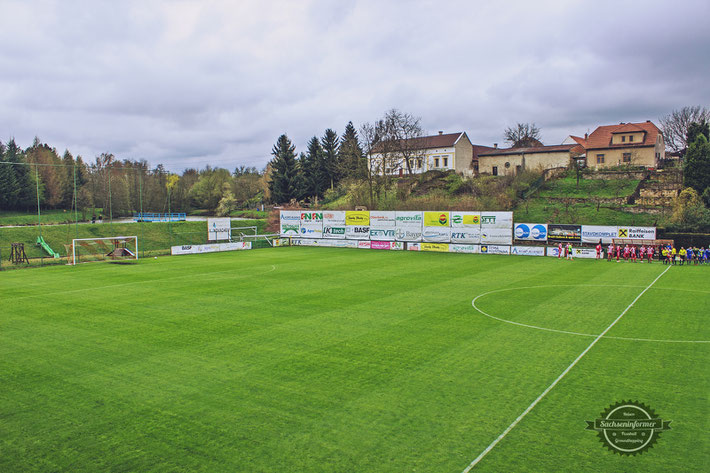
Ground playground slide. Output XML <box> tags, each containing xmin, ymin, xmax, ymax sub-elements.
<box><xmin>36</xmin><ymin>236</ymin><xmax>60</xmax><ymax>259</ymax></box>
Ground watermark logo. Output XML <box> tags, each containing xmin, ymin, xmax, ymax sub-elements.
<box><xmin>586</xmin><ymin>400</ymin><xmax>671</xmax><ymax>455</ymax></box>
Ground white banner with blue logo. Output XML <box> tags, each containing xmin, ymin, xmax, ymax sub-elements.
<box><xmin>514</xmin><ymin>223</ymin><xmax>548</xmax><ymax>241</ymax></box>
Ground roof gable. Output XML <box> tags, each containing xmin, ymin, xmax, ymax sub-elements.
<box><xmin>584</xmin><ymin>121</ymin><xmax>661</xmax><ymax>149</ymax></box>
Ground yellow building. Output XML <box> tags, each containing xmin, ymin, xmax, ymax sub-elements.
<box><xmin>477</xmin><ymin>144</ymin><xmax>576</xmax><ymax>176</ymax></box>
<box><xmin>569</xmin><ymin>121</ymin><xmax>665</xmax><ymax>169</ymax></box>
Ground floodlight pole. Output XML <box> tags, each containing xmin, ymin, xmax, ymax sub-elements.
<box><xmin>35</xmin><ymin>164</ymin><xmax>42</xmax><ymax>239</ymax></box>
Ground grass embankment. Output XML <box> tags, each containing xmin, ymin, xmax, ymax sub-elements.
<box><xmin>0</xmin><ymin>219</ymin><xmax>266</xmax><ymax>268</ymax></box>
<box><xmin>0</xmin><ymin>209</ymin><xmax>103</xmax><ymax>226</ymax></box>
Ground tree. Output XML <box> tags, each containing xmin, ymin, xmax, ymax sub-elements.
<box><xmin>321</xmin><ymin>128</ymin><xmax>340</xmax><ymax>189</ymax></box>
<box><xmin>215</xmin><ymin>182</ymin><xmax>238</xmax><ymax>216</ymax></box>
<box><xmin>671</xmin><ymin>187</ymin><xmax>710</xmax><ymax>231</ymax></box>
<box><xmin>683</xmin><ymin>133</ymin><xmax>710</xmax><ymax>197</ymax></box>
<box><xmin>338</xmin><ymin>121</ymin><xmax>366</xmax><ymax>180</ymax></box>
<box><xmin>381</xmin><ymin>109</ymin><xmax>425</xmax><ymax>175</ymax></box>
<box><xmin>686</xmin><ymin>120</ymin><xmax>710</xmax><ymax>145</ymax></box>
<box><xmin>268</xmin><ymin>134</ymin><xmax>299</xmax><ymax>204</ymax></box>
<box><xmin>504</xmin><ymin>123</ymin><xmax>542</xmax><ymax>148</ymax></box>
<box><xmin>4</xmin><ymin>139</ymin><xmax>35</xmax><ymax>210</ymax></box>
<box><xmin>0</xmin><ymin>141</ymin><xmax>20</xmax><ymax>209</ymax></box>
<box><xmin>660</xmin><ymin>106</ymin><xmax>710</xmax><ymax>153</ymax></box>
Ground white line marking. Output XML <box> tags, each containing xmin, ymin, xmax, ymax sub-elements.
<box><xmin>472</xmin><ymin>284</ymin><xmax>710</xmax><ymax>343</ymax></box>
<box><xmin>461</xmin><ymin>266</ymin><xmax>672</xmax><ymax>472</ymax></box>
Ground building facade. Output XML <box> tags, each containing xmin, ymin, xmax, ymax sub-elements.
<box><xmin>569</xmin><ymin>121</ymin><xmax>664</xmax><ymax>169</ymax></box>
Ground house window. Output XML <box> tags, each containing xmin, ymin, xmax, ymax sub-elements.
<box><xmin>621</xmin><ymin>136</ymin><xmax>626</xmax><ymax>142</ymax></box>
<box><xmin>505</xmin><ymin>162</ymin><xmax>510</xmax><ymax>168</ymax></box>
<box><xmin>492</xmin><ymin>166</ymin><xmax>498</xmax><ymax>176</ymax></box>
<box><xmin>516</xmin><ymin>165</ymin><xmax>522</xmax><ymax>174</ymax></box>
<box><xmin>434</xmin><ymin>158</ymin><xmax>439</xmax><ymax>168</ymax></box>
<box><xmin>596</xmin><ymin>154</ymin><xmax>605</xmax><ymax>164</ymax></box>
<box><xmin>629</xmin><ymin>135</ymin><xmax>634</xmax><ymax>142</ymax></box>
<box><xmin>443</xmin><ymin>157</ymin><xmax>448</xmax><ymax>167</ymax></box>
<box><xmin>622</xmin><ymin>152</ymin><xmax>632</xmax><ymax>163</ymax></box>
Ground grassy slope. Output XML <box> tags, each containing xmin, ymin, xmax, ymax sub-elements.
<box><xmin>0</xmin><ymin>209</ymin><xmax>103</xmax><ymax>226</ymax></box>
<box><xmin>0</xmin><ymin>219</ymin><xmax>266</xmax><ymax>263</ymax></box>
<box><xmin>0</xmin><ymin>248</ymin><xmax>706</xmax><ymax>472</ymax></box>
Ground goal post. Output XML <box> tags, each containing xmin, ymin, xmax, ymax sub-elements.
<box><xmin>70</xmin><ymin>236</ymin><xmax>138</xmax><ymax>265</ymax></box>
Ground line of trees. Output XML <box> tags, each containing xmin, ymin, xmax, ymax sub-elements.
<box><xmin>0</xmin><ymin>137</ymin><xmax>269</xmax><ymax>217</ymax></box>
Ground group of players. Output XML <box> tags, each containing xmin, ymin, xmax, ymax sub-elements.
<box><xmin>599</xmin><ymin>242</ymin><xmax>710</xmax><ymax>264</ymax></box>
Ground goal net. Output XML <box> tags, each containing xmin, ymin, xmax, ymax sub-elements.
<box><xmin>68</xmin><ymin>236</ymin><xmax>138</xmax><ymax>265</ymax></box>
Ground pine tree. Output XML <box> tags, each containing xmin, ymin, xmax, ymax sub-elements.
<box><xmin>338</xmin><ymin>122</ymin><xmax>366</xmax><ymax>180</ymax></box>
<box><xmin>61</xmin><ymin>150</ymin><xmax>76</xmax><ymax>209</ymax></box>
<box><xmin>268</xmin><ymin>134</ymin><xmax>299</xmax><ymax>204</ymax></box>
<box><xmin>321</xmin><ymin>128</ymin><xmax>340</xmax><ymax>189</ymax></box>
<box><xmin>4</xmin><ymin>139</ymin><xmax>34</xmax><ymax>210</ymax></box>
<box><xmin>0</xmin><ymin>141</ymin><xmax>20</xmax><ymax>209</ymax></box>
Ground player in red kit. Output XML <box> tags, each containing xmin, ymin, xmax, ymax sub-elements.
<box><xmin>596</xmin><ymin>241</ymin><xmax>602</xmax><ymax>259</ymax></box>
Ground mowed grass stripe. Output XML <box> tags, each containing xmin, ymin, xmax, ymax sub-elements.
<box><xmin>1</xmin><ymin>248</ymin><xmax>707</xmax><ymax>472</ymax></box>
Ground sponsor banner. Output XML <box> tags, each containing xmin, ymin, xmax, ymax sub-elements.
<box><xmin>547</xmin><ymin>224</ymin><xmax>582</xmax><ymax>242</ymax></box>
<box><xmin>322</xmin><ymin>210</ymin><xmax>346</xmax><ymax>225</ymax></box>
<box><xmin>315</xmin><ymin>239</ymin><xmax>358</xmax><ymax>248</ymax></box>
<box><xmin>511</xmin><ymin>246</ymin><xmax>545</xmax><ymax>256</ymax></box>
<box><xmin>422</xmin><ymin>227</ymin><xmax>451</xmax><ymax>242</ymax></box>
<box><xmin>171</xmin><ymin>242</ymin><xmax>251</xmax><ymax>255</ymax></box>
<box><xmin>370</xmin><ymin>241</ymin><xmax>403</xmax><ymax>250</ymax></box>
<box><xmin>421</xmin><ymin>242</ymin><xmax>450</xmax><ymax>252</ymax></box>
<box><xmin>280</xmin><ymin>222</ymin><xmax>300</xmax><ymax>236</ymax></box>
<box><xmin>451</xmin><ymin>229</ymin><xmax>482</xmax><ymax>244</ymax></box>
<box><xmin>369</xmin><ymin>228</ymin><xmax>397</xmax><ymax>241</ymax></box>
<box><xmin>323</xmin><ymin>225</ymin><xmax>346</xmax><ymax>238</ymax></box>
<box><xmin>617</xmin><ymin>226</ymin><xmax>656</xmax><ymax>240</ymax></box>
<box><xmin>357</xmin><ymin>241</ymin><xmax>371</xmax><ymax>249</ymax></box>
<box><xmin>424</xmin><ymin>211</ymin><xmax>450</xmax><ymax>227</ymax></box>
<box><xmin>407</xmin><ymin>242</ymin><xmax>421</xmax><ymax>251</ymax></box>
<box><xmin>573</xmin><ymin>248</ymin><xmax>600</xmax><ymax>259</ymax></box>
<box><xmin>581</xmin><ymin>225</ymin><xmax>618</xmax><ymax>244</ymax></box>
<box><xmin>395</xmin><ymin>228</ymin><xmax>422</xmax><ymax>241</ymax></box>
<box><xmin>514</xmin><ymin>223</ymin><xmax>548</xmax><ymax>241</ymax></box>
<box><xmin>271</xmin><ymin>238</ymin><xmax>289</xmax><ymax>247</ymax></box>
<box><xmin>395</xmin><ymin>211</ymin><xmax>423</xmax><ymax>227</ymax></box>
<box><xmin>481</xmin><ymin>228</ymin><xmax>513</xmax><ymax>245</ymax></box>
<box><xmin>345</xmin><ymin>210</ymin><xmax>370</xmax><ymax>226</ymax></box>
<box><xmin>369</xmin><ymin>211</ymin><xmax>396</xmax><ymax>228</ymax></box>
<box><xmin>480</xmin><ymin>211</ymin><xmax>514</xmax><ymax>229</ymax></box>
<box><xmin>207</xmin><ymin>217</ymin><xmax>231</xmax><ymax>241</ymax></box>
<box><xmin>480</xmin><ymin>244</ymin><xmax>511</xmax><ymax>255</ymax></box>
<box><xmin>280</xmin><ymin>210</ymin><xmax>301</xmax><ymax>223</ymax></box>
<box><xmin>449</xmin><ymin>244</ymin><xmax>480</xmax><ymax>254</ymax></box>
<box><xmin>299</xmin><ymin>224</ymin><xmax>323</xmax><ymax>238</ymax></box>
<box><xmin>451</xmin><ymin>211</ymin><xmax>481</xmax><ymax>227</ymax></box>
<box><xmin>291</xmin><ymin>238</ymin><xmax>320</xmax><ymax>247</ymax></box>
<box><xmin>345</xmin><ymin>225</ymin><xmax>370</xmax><ymax>240</ymax></box>
<box><xmin>300</xmin><ymin>211</ymin><xmax>323</xmax><ymax>223</ymax></box>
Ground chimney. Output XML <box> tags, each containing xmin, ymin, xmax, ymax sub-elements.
<box><xmin>584</xmin><ymin>133</ymin><xmax>588</xmax><ymax>140</ymax></box>
<box><xmin>646</xmin><ymin>120</ymin><xmax>651</xmax><ymax>123</ymax></box>
<box><xmin>493</xmin><ymin>143</ymin><xmax>498</xmax><ymax>149</ymax></box>
<box><xmin>438</xmin><ymin>130</ymin><xmax>443</xmax><ymax>135</ymax></box>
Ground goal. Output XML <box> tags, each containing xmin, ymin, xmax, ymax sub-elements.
<box><xmin>68</xmin><ymin>236</ymin><xmax>138</xmax><ymax>265</ymax></box>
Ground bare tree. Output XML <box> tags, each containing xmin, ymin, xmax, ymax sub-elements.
<box><xmin>504</xmin><ymin>123</ymin><xmax>543</xmax><ymax>148</ymax></box>
<box><xmin>659</xmin><ymin>105</ymin><xmax>710</xmax><ymax>153</ymax></box>
<box><xmin>381</xmin><ymin>109</ymin><xmax>426</xmax><ymax>175</ymax></box>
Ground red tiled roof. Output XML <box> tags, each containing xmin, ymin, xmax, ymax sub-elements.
<box><xmin>371</xmin><ymin>132</ymin><xmax>465</xmax><ymax>153</ymax></box>
<box><xmin>583</xmin><ymin>121</ymin><xmax>661</xmax><ymax>149</ymax></box>
<box><xmin>478</xmin><ymin>144</ymin><xmax>575</xmax><ymax>157</ymax></box>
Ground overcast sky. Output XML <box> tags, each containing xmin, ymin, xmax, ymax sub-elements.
<box><xmin>1</xmin><ymin>0</ymin><xmax>709</xmax><ymax>172</ymax></box>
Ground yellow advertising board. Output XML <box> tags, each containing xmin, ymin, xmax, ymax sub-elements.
<box><xmin>345</xmin><ymin>210</ymin><xmax>370</xmax><ymax>226</ymax></box>
<box><xmin>421</xmin><ymin>242</ymin><xmax>450</xmax><ymax>252</ymax></box>
<box><xmin>424</xmin><ymin>211</ymin><xmax>450</xmax><ymax>227</ymax></box>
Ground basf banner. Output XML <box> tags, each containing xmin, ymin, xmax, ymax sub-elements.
<box><xmin>345</xmin><ymin>210</ymin><xmax>369</xmax><ymax>226</ymax></box>
<box><xmin>345</xmin><ymin>225</ymin><xmax>370</xmax><ymax>240</ymax></box>
<box><xmin>279</xmin><ymin>211</ymin><xmax>301</xmax><ymax>236</ymax></box>
<box><xmin>547</xmin><ymin>224</ymin><xmax>582</xmax><ymax>242</ymax></box>
<box><xmin>617</xmin><ymin>227</ymin><xmax>656</xmax><ymax>240</ymax></box>
<box><xmin>207</xmin><ymin>218</ymin><xmax>231</xmax><ymax>241</ymax></box>
<box><xmin>395</xmin><ymin>211</ymin><xmax>423</xmax><ymax>241</ymax></box>
<box><xmin>514</xmin><ymin>223</ymin><xmax>547</xmax><ymax>242</ymax></box>
<box><xmin>322</xmin><ymin>211</ymin><xmax>346</xmax><ymax>239</ymax></box>
<box><xmin>300</xmin><ymin>211</ymin><xmax>323</xmax><ymax>238</ymax></box>
<box><xmin>581</xmin><ymin>225</ymin><xmax>618</xmax><ymax>244</ymax></box>
<box><xmin>369</xmin><ymin>211</ymin><xmax>396</xmax><ymax>241</ymax></box>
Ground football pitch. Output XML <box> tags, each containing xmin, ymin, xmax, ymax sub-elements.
<box><xmin>1</xmin><ymin>247</ymin><xmax>708</xmax><ymax>472</ymax></box>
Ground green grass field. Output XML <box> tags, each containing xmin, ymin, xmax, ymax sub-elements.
<box><xmin>1</xmin><ymin>247</ymin><xmax>708</xmax><ymax>472</ymax></box>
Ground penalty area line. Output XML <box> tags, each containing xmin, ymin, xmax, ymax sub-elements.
<box><xmin>461</xmin><ymin>264</ymin><xmax>671</xmax><ymax>472</ymax></box>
